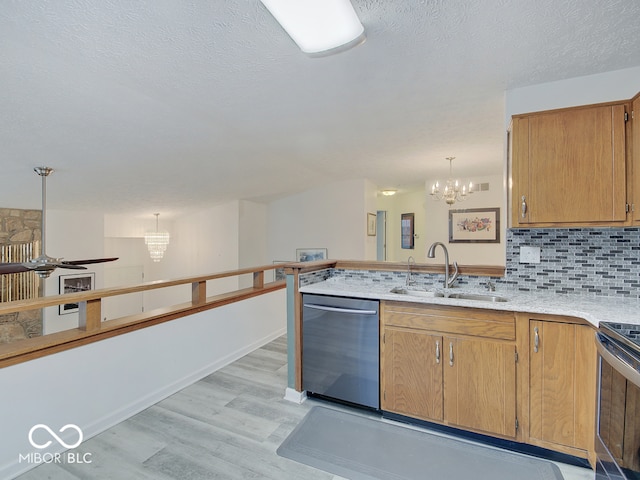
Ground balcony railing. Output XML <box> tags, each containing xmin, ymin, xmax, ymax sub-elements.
<box><xmin>0</xmin><ymin>264</ymin><xmax>287</xmax><ymax>369</ymax></box>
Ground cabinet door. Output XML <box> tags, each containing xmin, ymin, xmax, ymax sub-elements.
<box><xmin>529</xmin><ymin>320</ymin><xmax>596</xmax><ymax>452</ymax></box>
<box><xmin>512</xmin><ymin>103</ymin><xmax>627</xmax><ymax>225</ymax></box>
<box><xmin>633</xmin><ymin>92</ymin><xmax>640</xmax><ymax>223</ymax></box>
<box><xmin>444</xmin><ymin>336</ymin><xmax>517</xmax><ymax>438</ymax></box>
<box><xmin>381</xmin><ymin>328</ymin><xmax>443</xmax><ymax>422</ymax></box>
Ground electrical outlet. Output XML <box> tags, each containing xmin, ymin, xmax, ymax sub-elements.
<box><xmin>520</xmin><ymin>246</ymin><xmax>541</xmax><ymax>264</ymax></box>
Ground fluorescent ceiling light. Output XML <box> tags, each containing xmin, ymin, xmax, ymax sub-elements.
<box><xmin>260</xmin><ymin>0</ymin><xmax>365</xmax><ymax>55</ymax></box>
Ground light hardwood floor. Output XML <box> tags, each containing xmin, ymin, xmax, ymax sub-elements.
<box><xmin>18</xmin><ymin>335</ymin><xmax>592</xmax><ymax>480</ymax></box>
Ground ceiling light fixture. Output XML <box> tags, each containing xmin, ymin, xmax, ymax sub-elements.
<box><xmin>144</xmin><ymin>213</ymin><xmax>170</xmax><ymax>262</ymax></box>
<box><xmin>259</xmin><ymin>0</ymin><xmax>365</xmax><ymax>56</ymax></box>
<box><xmin>429</xmin><ymin>157</ymin><xmax>474</xmax><ymax>205</ymax></box>
<box><xmin>381</xmin><ymin>189</ymin><xmax>397</xmax><ymax>196</ymax></box>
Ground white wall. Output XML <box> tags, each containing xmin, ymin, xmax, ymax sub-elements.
<box><xmin>376</xmin><ymin>177</ymin><xmax>506</xmax><ymax>266</ymax></box>
<box><xmin>506</xmin><ymin>65</ymin><xmax>640</xmax><ymax>120</ymax></box>
<box><xmin>239</xmin><ymin>200</ymin><xmax>269</xmax><ymax>286</ymax></box>
<box><xmin>268</xmin><ymin>178</ymin><xmax>377</xmax><ymax>263</ymax></box>
<box><xmin>0</xmin><ymin>290</ymin><xmax>286</xmax><ymax>480</ymax></box>
<box><xmin>42</xmin><ymin>210</ymin><xmax>107</xmax><ymax>334</ymax></box>
<box><xmin>422</xmin><ymin>174</ymin><xmax>506</xmax><ymax>266</ymax></box>
<box><xmin>377</xmin><ymin>189</ymin><xmax>427</xmax><ymax>263</ymax></box>
<box><xmin>104</xmin><ymin>201</ymin><xmax>263</xmax><ymax>311</ymax></box>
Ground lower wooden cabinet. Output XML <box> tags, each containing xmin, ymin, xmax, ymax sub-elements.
<box><xmin>380</xmin><ymin>302</ymin><xmax>598</xmax><ymax>464</ymax></box>
<box><xmin>381</xmin><ymin>301</ymin><xmax>517</xmax><ymax>439</ymax></box>
<box><xmin>382</xmin><ymin>328</ymin><xmax>443</xmax><ymax>422</ymax></box>
<box><xmin>444</xmin><ymin>336</ymin><xmax>516</xmax><ymax>437</ymax></box>
<box><xmin>524</xmin><ymin>316</ymin><xmax>597</xmax><ymax>460</ymax></box>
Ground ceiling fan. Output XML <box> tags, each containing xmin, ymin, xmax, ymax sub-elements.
<box><xmin>0</xmin><ymin>167</ymin><xmax>118</xmax><ymax>278</ymax></box>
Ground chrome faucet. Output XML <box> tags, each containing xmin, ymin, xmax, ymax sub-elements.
<box><xmin>406</xmin><ymin>256</ymin><xmax>416</xmax><ymax>286</ymax></box>
<box><xmin>427</xmin><ymin>242</ymin><xmax>459</xmax><ymax>288</ymax></box>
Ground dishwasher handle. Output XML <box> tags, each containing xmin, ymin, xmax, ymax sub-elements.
<box><xmin>303</xmin><ymin>303</ymin><xmax>378</xmax><ymax>315</ymax></box>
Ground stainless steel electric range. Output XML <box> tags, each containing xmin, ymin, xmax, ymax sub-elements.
<box><xmin>596</xmin><ymin>322</ymin><xmax>640</xmax><ymax>480</ymax></box>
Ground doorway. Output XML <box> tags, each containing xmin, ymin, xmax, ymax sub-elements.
<box><xmin>376</xmin><ymin>211</ymin><xmax>387</xmax><ymax>261</ymax></box>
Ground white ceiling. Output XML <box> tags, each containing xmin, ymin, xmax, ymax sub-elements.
<box><xmin>1</xmin><ymin>0</ymin><xmax>639</xmax><ymax>217</ymax></box>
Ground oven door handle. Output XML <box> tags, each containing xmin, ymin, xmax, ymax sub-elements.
<box><xmin>596</xmin><ymin>332</ymin><xmax>640</xmax><ymax>388</ymax></box>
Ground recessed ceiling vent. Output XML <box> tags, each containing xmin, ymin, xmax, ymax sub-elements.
<box><xmin>472</xmin><ymin>182</ymin><xmax>490</xmax><ymax>192</ymax></box>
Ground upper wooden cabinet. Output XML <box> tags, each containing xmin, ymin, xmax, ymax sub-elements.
<box><xmin>509</xmin><ymin>101</ymin><xmax>630</xmax><ymax>227</ymax></box>
<box><xmin>632</xmin><ymin>92</ymin><xmax>640</xmax><ymax>224</ymax></box>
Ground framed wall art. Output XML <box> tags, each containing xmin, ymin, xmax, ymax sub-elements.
<box><xmin>296</xmin><ymin>248</ymin><xmax>328</xmax><ymax>262</ymax></box>
<box><xmin>59</xmin><ymin>272</ymin><xmax>95</xmax><ymax>314</ymax></box>
<box><xmin>367</xmin><ymin>212</ymin><xmax>376</xmax><ymax>236</ymax></box>
<box><xmin>449</xmin><ymin>208</ymin><xmax>500</xmax><ymax>243</ymax></box>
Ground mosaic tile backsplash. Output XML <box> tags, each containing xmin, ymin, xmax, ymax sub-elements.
<box><xmin>504</xmin><ymin>228</ymin><xmax>639</xmax><ymax>298</ymax></box>
<box><xmin>299</xmin><ymin>227</ymin><xmax>640</xmax><ymax>299</ymax></box>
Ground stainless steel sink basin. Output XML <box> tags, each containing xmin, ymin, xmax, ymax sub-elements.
<box><xmin>444</xmin><ymin>293</ymin><xmax>509</xmax><ymax>302</ymax></box>
<box><xmin>389</xmin><ymin>287</ymin><xmax>508</xmax><ymax>302</ymax></box>
<box><xmin>389</xmin><ymin>287</ymin><xmax>444</xmax><ymax>298</ymax></box>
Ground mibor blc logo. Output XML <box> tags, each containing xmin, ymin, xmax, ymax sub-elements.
<box><xmin>19</xmin><ymin>424</ymin><xmax>92</xmax><ymax>465</ymax></box>
<box><xmin>29</xmin><ymin>424</ymin><xmax>83</xmax><ymax>449</ymax></box>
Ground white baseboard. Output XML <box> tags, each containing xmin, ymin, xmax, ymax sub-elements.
<box><xmin>284</xmin><ymin>387</ymin><xmax>307</xmax><ymax>404</ymax></box>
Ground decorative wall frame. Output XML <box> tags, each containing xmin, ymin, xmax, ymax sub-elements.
<box><xmin>401</xmin><ymin>213</ymin><xmax>415</xmax><ymax>249</ymax></box>
<box><xmin>367</xmin><ymin>212</ymin><xmax>377</xmax><ymax>236</ymax></box>
<box><xmin>296</xmin><ymin>248</ymin><xmax>328</xmax><ymax>262</ymax></box>
<box><xmin>59</xmin><ymin>272</ymin><xmax>95</xmax><ymax>314</ymax></box>
<box><xmin>449</xmin><ymin>208</ymin><xmax>500</xmax><ymax>243</ymax></box>
<box><xmin>272</xmin><ymin>260</ymin><xmax>290</xmax><ymax>281</ymax></box>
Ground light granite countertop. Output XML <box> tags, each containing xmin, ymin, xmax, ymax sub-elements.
<box><xmin>299</xmin><ymin>277</ymin><xmax>640</xmax><ymax>328</ymax></box>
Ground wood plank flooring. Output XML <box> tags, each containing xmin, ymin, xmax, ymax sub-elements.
<box><xmin>17</xmin><ymin>335</ymin><xmax>592</xmax><ymax>480</ymax></box>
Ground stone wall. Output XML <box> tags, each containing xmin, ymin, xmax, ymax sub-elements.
<box><xmin>0</xmin><ymin>208</ymin><xmax>43</xmax><ymax>342</ymax></box>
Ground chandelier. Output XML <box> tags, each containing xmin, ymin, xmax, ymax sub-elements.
<box><xmin>144</xmin><ymin>213</ymin><xmax>170</xmax><ymax>262</ymax></box>
<box><xmin>429</xmin><ymin>157</ymin><xmax>474</xmax><ymax>205</ymax></box>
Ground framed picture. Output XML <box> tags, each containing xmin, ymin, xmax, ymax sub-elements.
<box><xmin>367</xmin><ymin>212</ymin><xmax>376</xmax><ymax>236</ymax></box>
<box><xmin>449</xmin><ymin>208</ymin><xmax>500</xmax><ymax>243</ymax></box>
<box><xmin>401</xmin><ymin>213</ymin><xmax>415</xmax><ymax>249</ymax></box>
<box><xmin>296</xmin><ymin>248</ymin><xmax>328</xmax><ymax>262</ymax></box>
<box><xmin>272</xmin><ymin>260</ymin><xmax>290</xmax><ymax>281</ymax></box>
<box><xmin>59</xmin><ymin>272</ymin><xmax>95</xmax><ymax>314</ymax></box>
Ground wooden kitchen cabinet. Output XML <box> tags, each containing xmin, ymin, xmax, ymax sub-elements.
<box><xmin>382</xmin><ymin>327</ymin><xmax>443</xmax><ymax>422</ymax></box>
<box><xmin>522</xmin><ymin>316</ymin><xmax>597</xmax><ymax>461</ymax></box>
<box><xmin>381</xmin><ymin>301</ymin><xmax>517</xmax><ymax>439</ymax></box>
<box><xmin>632</xmin><ymin>92</ymin><xmax>640</xmax><ymax>224</ymax></box>
<box><xmin>509</xmin><ymin>101</ymin><xmax>628</xmax><ymax>227</ymax></box>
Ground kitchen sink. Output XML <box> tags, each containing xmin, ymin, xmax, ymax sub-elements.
<box><xmin>389</xmin><ymin>287</ymin><xmax>444</xmax><ymax>298</ymax></box>
<box><xmin>389</xmin><ymin>287</ymin><xmax>508</xmax><ymax>302</ymax></box>
<box><xmin>443</xmin><ymin>293</ymin><xmax>509</xmax><ymax>302</ymax></box>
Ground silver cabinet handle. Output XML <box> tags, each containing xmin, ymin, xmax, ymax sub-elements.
<box><xmin>521</xmin><ymin>195</ymin><xmax>527</xmax><ymax>218</ymax></box>
<box><xmin>534</xmin><ymin>327</ymin><xmax>539</xmax><ymax>353</ymax></box>
<box><xmin>449</xmin><ymin>342</ymin><xmax>454</xmax><ymax>367</ymax></box>
<box><xmin>435</xmin><ymin>341</ymin><xmax>440</xmax><ymax>364</ymax></box>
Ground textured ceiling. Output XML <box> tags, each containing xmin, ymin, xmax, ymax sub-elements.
<box><xmin>1</xmin><ymin>0</ymin><xmax>640</xmax><ymax>217</ymax></box>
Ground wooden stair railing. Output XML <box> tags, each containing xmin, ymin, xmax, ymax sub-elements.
<box><xmin>0</xmin><ymin>264</ymin><xmax>290</xmax><ymax>369</ymax></box>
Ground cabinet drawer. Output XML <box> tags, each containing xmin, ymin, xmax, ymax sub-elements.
<box><xmin>382</xmin><ymin>301</ymin><xmax>515</xmax><ymax>340</ymax></box>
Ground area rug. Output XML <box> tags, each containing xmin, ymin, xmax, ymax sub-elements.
<box><xmin>277</xmin><ymin>406</ymin><xmax>564</xmax><ymax>480</ymax></box>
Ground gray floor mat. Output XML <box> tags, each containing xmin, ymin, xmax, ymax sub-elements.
<box><xmin>277</xmin><ymin>406</ymin><xmax>564</xmax><ymax>480</ymax></box>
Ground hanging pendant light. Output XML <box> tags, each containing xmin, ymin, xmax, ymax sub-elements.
<box><xmin>429</xmin><ymin>157</ymin><xmax>474</xmax><ymax>205</ymax></box>
<box><xmin>144</xmin><ymin>213</ymin><xmax>170</xmax><ymax>262</ymax></box>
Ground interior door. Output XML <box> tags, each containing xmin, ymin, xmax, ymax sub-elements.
<box><xmin>376</xmin><ymin>210</ymin><xmax>387</xmax><ymax>261</ymax></box>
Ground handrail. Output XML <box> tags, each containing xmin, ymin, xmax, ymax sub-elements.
<box><xmin>0</xmin><ymin>263</ymin><xmax>291</xmax><ymax>369</ymax></box>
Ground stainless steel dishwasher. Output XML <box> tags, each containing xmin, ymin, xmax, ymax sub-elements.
<box><xmin>302</xmin><ymin>293</ymin><xmax>379</xmax><ymax>409</ymax></box>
